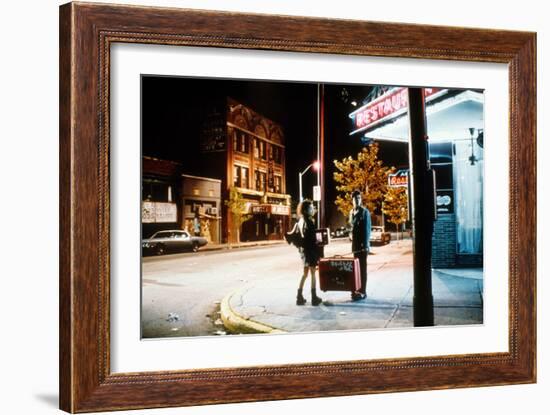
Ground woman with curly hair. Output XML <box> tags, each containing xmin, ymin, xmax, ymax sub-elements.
<box><xmin>295</xmin><ymin>199</ymin><xmax>323</xmax><ymax>306</ymax></box>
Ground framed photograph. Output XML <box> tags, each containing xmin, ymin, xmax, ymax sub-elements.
<box><xmin>59</xmin><ymin>2</ymin><xmax>536</xmax><ymax>412</ymax></box>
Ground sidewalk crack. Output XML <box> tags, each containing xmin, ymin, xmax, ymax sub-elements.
<box><xmin>384</xmin><ymin>305</ymin><xmax>400</xmax><ymax>328</ymax></box>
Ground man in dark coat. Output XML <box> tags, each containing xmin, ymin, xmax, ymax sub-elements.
<box><xmin>349</xmin><ymin>190</ymin><xmax>372</xmax><ymax>301</ymax></box>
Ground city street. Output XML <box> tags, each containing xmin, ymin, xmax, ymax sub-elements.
<box><xmin>142</xmin><ymin>238</ymin><xmax>417</xmax><ymax>338</ymax></box>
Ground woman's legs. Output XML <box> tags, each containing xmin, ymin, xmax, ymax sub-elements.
<box><xmin>308</xmin><ymin>266</ymin><xmax>316</xmax><ymax>290</ymax></box>
<box><xmin>298</xmin><ymin>266</ymin><xmax>322</xmax><ymax>306</ymax></box>
<box><xmin>296</xmin><ymin>267</ymin><xmax>309</xmax><ymax>305</ymax></box>
<box><xmin>299</xmin><ymin>267</ymin><xmax>309</xmax><ymax>290</ymax></box>
<box><xmin>309</xmin><ymin>266</ymin><xmax>322</xmax><ymax>305</ymax></box>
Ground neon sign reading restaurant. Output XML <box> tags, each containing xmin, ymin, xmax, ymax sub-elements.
<box><xmin>349</xmin><ymin>87</ymin><xmax>441</xmax><ymax>134</ymax></box>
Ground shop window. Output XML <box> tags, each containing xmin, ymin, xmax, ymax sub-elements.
<box><xmin>454</xmin><ymin>140</ymin><xmax>483</xmax><ymax>254</ymax></box>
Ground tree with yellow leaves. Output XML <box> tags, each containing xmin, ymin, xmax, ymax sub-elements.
<box><xmin>225</xmin><ymin>186</ymin><xmax>251</xmax><ymax>244</ymax></box>
<box><xmin>383</xmin><ymin>186</ymin><xmax>409</xmax><ymax>238</ymax></box>
<box><xmin>333</xmin><ymin>144</ymin><xmax>395</xmax><ymax>217</ymax></box>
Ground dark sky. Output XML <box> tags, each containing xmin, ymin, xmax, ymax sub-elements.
<box><xmin>141</xmin><ymin>76</ymin><xmax>409</xmax><ymax>224</ymax></box>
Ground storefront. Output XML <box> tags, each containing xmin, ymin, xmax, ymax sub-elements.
<box><xmin>241</xmin><ymin>202</ymin><xmax>291</xmax><ymax>241</ymax></box>
<box><xmin>142</xmin><ymin>157</ymin><xmax>223</xmax><ymax>243</ymax></box>
<box><xmin>142</xmin><ymin>157</ymin><xmax>181</xmax><ymax>238</ymax></box>
<box><xmin>181</xmin><ymin>174</ymin><xmax>222</xmax><ymax>244</ymax></box>
<box><xmin>349</xmin><ymin>87</ymin><xmax>484</xmax><ymax>268</ymax></box>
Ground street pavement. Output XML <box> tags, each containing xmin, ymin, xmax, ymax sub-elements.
<box><xmin>141</xmin><ymin>238</ymin><xmax>483</xmax><ymax>338</ymax></box>
<box><xmin>142</xmin><ymin>240</ymin><xmax>302</xmax><ymax>337</ymax></box>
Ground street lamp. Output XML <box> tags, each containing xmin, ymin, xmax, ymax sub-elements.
<box><xmin>298</xmin><ymin>160</ymin><xmax>320</xmax><ymax>202</ymax></box>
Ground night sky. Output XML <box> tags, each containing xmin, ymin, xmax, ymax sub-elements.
<box><xmin>141</xmin><ymin>76</ymin><xmax>409</xmax><ymax>226</ymax></box>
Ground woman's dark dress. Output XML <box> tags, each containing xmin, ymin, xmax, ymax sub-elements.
<box><xmin>299</xmin><ymin>217</ymin><xmax>320</xmax><ymax>267</ymax></box>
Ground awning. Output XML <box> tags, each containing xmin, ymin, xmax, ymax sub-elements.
<box><xmin>350</xmin><ymin>89</ymin><xmax>484</xmax><ymax>143</ymax></box>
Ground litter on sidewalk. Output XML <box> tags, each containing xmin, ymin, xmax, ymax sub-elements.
<box><xmin>166</xmin><ymin>312</ymin><xmax>180</xmax><ymax>322</ymax></box>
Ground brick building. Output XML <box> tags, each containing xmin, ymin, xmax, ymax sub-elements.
<box><xmin>197</xmin><ymin>97</ymin><xmax>291</xmax><ymax>243</ymax></box>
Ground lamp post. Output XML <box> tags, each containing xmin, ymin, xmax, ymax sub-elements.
<box><xmin>298</xmin><ymin>160</ymin><xmax>320</xmax><ymax>203</ymax></box>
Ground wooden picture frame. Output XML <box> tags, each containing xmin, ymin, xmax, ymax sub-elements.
<box><xmin>59</xmin><ymin>2</ymin><xmax>536</xmax><ymax>412</ymax></box>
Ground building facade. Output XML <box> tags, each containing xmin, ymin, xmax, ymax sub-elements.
<box><xmin>349</xmin><ymin>87</ymin><xmax>484</xmax><ymax>268</ymax></box>
<box><xmin>142</xmin><ymin>157</ymin><xmax>222</xmax><ymax>244</ymax></box>
<box><xmin>142</xmin><ymin>157</ymin><xmax>181</xmax><ymax>238</ymax></box>
<box><xmin>181</xmin><ymin>174</ymin><xmax>222</xmax><ymax>244</ymax></box>
<box><xmin>199</xmin><ymin>97</ymin><xmax>291</xmax><ymax>243</ymax></box>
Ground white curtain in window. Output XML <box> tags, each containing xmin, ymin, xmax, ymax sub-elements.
<box><xmin>453</xmin><ymin>140</ymin><xmax>483</xmax><ymax>254</ymax></box>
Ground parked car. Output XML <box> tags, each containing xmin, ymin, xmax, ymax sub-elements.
<box><xmin>348</xmin><ymin>226</ymin><xmax>391</xmax><ymax>245</ymax></box>
<box><xmin>369</xmin><ymin>226</ymin><xmax>391</xmax><ymax>245</ymax></box>
<box><xmin>331</xmin><ymin>226</ymin><xmax>350</xmax><ymax>238</ymax></box>
<box><xmin>142</xmin><ymin>230</ymin><xmax>208</xmax><ymax>256</ymax></box>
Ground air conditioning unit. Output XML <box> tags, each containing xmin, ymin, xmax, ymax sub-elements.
<box><xmin>208</xmin><ymin>207</ymin><xmax>218</xmax><ymax>215</ymax></box>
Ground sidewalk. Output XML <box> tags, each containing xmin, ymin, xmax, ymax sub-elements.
<box><xmin>221</xmin><ymin>241</ymin><xmax>483</xmax><ymax>334</ymax></box>
<box><xmin>202</xmin><ymin>239</ymin><xmax>286</xmax><ymax>252</ymax></box>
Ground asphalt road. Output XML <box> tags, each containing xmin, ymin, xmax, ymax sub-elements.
<box><xmin>141</xmin><ymin>238</ymin><xmax>412</xmax><ymax>338</ymax></box>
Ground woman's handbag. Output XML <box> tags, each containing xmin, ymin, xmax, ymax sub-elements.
<box><xmin>284</xmin><ymin>223</ymin><xmax>303</xmax><ymax>248</ymax></box>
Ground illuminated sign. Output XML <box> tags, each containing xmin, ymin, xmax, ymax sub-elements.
<box><xmin>350</xmin><ymin>88</ymin><xmax>442</xmax><ymax>134</ymax></box>
<box><xmin>436</xmin><ymin>190</ymin><xmax>454</xmax><ymax>214</ymax></box>
<box><xmin>252</xmin><ymin>205</ymin><xmax>269</xmax><ymax>214</ymax></box>
<box><xmin>251</xmin><ymin>204</ymin><xmax>290</xmax><ymax>216</ymax></box>
<box><xmin>271</xmin><ymin>205</ymin><xmax>290</xmax><ymax>215</ymax></box>
<box><xmin>388</xmin><ymin>170</ymin><xmax>409</xmax><ymax>187</ymax></box>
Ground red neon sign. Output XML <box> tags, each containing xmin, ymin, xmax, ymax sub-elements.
<box><xmin>351</xmin><ymin>88</ymin><xmax>440</xmax><ymax>133</ymax></box>
<box><xmin>388</xmin><ymin>174</ymin><xmax>408</xmax><ymax>187</ymax></box>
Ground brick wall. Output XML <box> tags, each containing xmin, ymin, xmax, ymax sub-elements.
<box><xmin>431</xmin><ymin>213</ymin><xmax>457</xmax><ymax>268</ymax></box>
<box><xmin>456</xmin><ymin>253</ymin><xmax>483</xmax><ymax>267</ymax></box>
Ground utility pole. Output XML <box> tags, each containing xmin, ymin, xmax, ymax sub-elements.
<box><xmin>407</xmin><ymin>88</ymin><xmax>435</xmax><ymax>327</ymax></box>
<box><xmin>316</xmin><ymin>84</ymin><xmax>326</xmax><ymax>227</ymax></box>
<box><xmin>319</xmin><ymin>84</ymin><xmax>325</xmax><ymax>228</ymax></box>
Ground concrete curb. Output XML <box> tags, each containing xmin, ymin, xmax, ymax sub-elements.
<box><xmin>204</xmin><ymin>240</ymin><xmax>286</xmax><ymax>253</ymax></box>
<box><xmin>220</xmin><ymin>289</ymin><xmax>287</xmax><ymax>335</ymax></box>
<box><xmin>434</xmin><ymin>268</ymin><xmax>483</xmax><ymax>280</ymax></box>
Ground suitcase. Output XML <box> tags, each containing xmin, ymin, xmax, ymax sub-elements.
<box><xmin>318</xmin><ymin>256</ymin><xmax>361</xmax><ymax>292</ymax></box>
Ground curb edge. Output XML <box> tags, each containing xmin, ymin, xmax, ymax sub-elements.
<box><xmin>220</xmin><ymin>289</ymin><xmax>287</xmax><ymax>335</ymax></box>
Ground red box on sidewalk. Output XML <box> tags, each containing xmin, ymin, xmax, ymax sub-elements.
<box><xmin>318</xmin><ymin>256</ymin><xmax>361</xmax><ymax>292</ymax></box>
